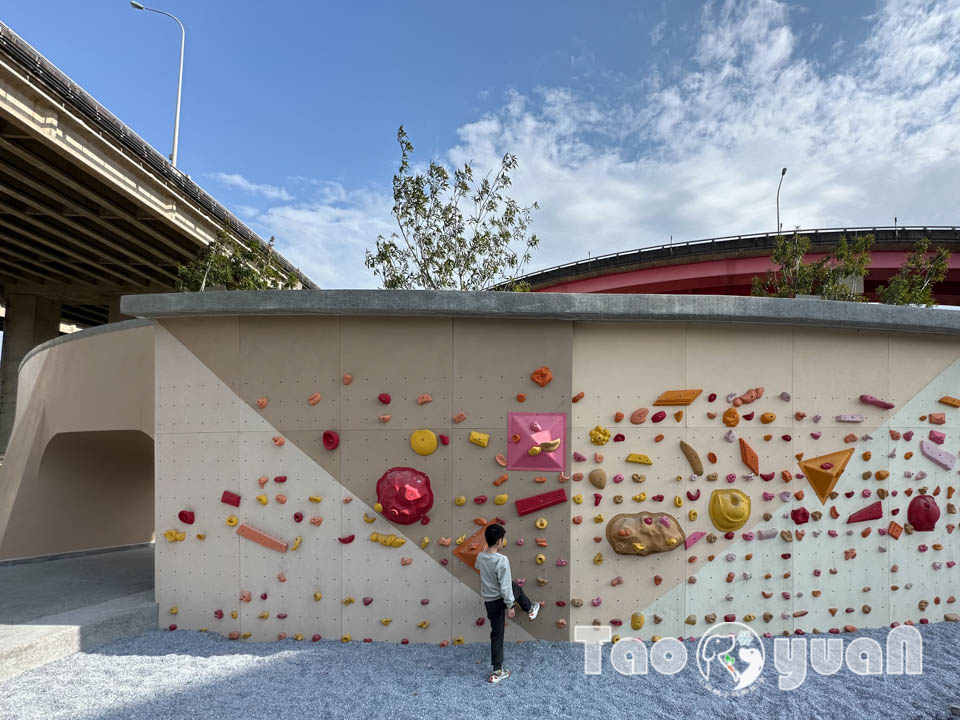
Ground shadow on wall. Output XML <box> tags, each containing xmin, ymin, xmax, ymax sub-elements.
<box><xmin>0</xmin><ymin>430</ymin><xmax>154</xmax><ymax>560</ymax></box>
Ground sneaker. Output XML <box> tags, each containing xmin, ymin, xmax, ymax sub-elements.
<box><xmin>488</xmin><ymin>668</ymin><xmax>511</xmax><ymax>683</ymax></box>
<box><xmin>528</xmin><ymin>602</ymin><xmax>541</xmax><ymax>620</ymax></box>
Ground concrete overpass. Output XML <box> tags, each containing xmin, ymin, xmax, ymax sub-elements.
<box><xmin>0</xmin><ymin>20</ymin><xmax>316</xmax><ymax>450</ymax></box>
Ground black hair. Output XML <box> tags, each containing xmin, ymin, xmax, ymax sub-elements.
<box><xmin>484</xmin><ymin>523</ymin><xmax>506</xmax><ymax>547</ymax></box>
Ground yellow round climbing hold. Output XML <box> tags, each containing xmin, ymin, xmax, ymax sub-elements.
<box><xmin>535</xmin><ymin>517</ymin><xmax>548</xmax><ymax>529</ymax></box>
<box><xmin>313</xmin><ymin>591</ymin><xmax>323</xmax><ymax>601</ymax></box>
<box><xmin>373</xmin><ymin>502</ymin><xmax>382</xmax><ymax>513</ymax></box>
<box><xmin>743</xmin><ymin>613</ymin><xmax>757</xmax><ymax>622</ymax></box>
<box><xmin>573</xmin><ymin>494</ymin><xmax>583</xmax><ymax>504</ymax></box>
<box><xmin>410</xmin><ymin>429</ymin><xmax>439</xmax><ymax>456</ymax></box>
<box><xmin>688</xmin><ymin>509</ymin><xmax>698</xmax><ymax>521</ymax></box>
<box><xmin>241</xmin><ymin>632</ymin><xmax>252</xmax><ymax>639</ymax></box>
<box><xmin>309</xmin><ymin>496</ymin><xmax>323</xmax><ymax>503</ymax></box>
<box><xmin>225</xmin><ymin>515</ymin><xmax>238</xmax><ymax>527</ymax></box>
<box><xmin>453</xmin><ymin>636</ymin><xmax>464</xmax><ymax>646</ymax></box>
<box><xmin>494</xmin><ymin>494</ymin><xmax>508</xmax><ymax>505</ymax></box>
<box><xmin>593</xmin><ymin>513</ymin><xmax>604</xmax><ymax>523</ymax></box>
<box><xmin>632</xmin><ymin>494</ymin><xmax>645</xmax><ymax>502</ymax></box>
<box><xmin>380</xmin><ymin>618</ymin><xmax>392</xmax><ymax>625</ymax></box>
<box><xmin>343</xmin><ymin>596</ymin><xmax>355</xmax><ymax>605</ymax></box>
<box><xmin>293</xmin><ymin>633</ymin><xmax>304</xmax><ymax>641</ymax></box>
<box><xmin>196</xmin><ymin>533</ymin><xmax>206</xmax><ymax>541</ymax></box>
<box><xmin>417</xmin><ymin>620</ymin><xmax>430</xmax><ymax>629</ymax></box>
<box><xmin>455</xmin><ymin>496</ymin><xmax>467</xmax><ymax>506</ymax></box>
<box><xmin>231</xmin><ymin>610</ymin><xmax>238</xmax><ymax>619</ymax></box>
<box><xmin>708</xmin><ymin>489</ymin><xmax>751</xmax><ymax>532</ymax></box>
<box><xmin>589</xmin><ymin>426</ymin><xmax>611</xmax><ymax>445</ymax></box>
<box><xmin>169</xmin><ymin>607</ymin><xmax>178</xmax><ymax>615</ymax></box>
<box><xmin>631</xmin><ymin>612</ymin><xmax>645</xmax><ymax>630</ymax></box>
<box><xmin>256</xmin><ymin>494</ymin><xmax>268</xmax><ymax>505</ymax></box>
<box><xmin>420</xmin><ymin>536</ymin><xmax>430</xmax><ymax>549</ymax></box>
<box><xmin>536</xmin><ymin>553</ymin><xmax>546</xmax><ymax>565</ymax></box>
<box><xmin>674</xmin><ymin>495</ymin><xmax>683</xmax><ymax>507</ymax></box>
<box><xmin>363</xmin><ymin>513</ymin><xmax>376</xmax><ymax>524</ymax></box>
<box><xmin>258</xmin><ymin>611</ymin><xmax>269</xmax><ymax>619</ymax></box>
<box><xmin>341</xmin><ymin>634</ymin><xmax>352</xmax><ymax>643</ymax></box>
<box><xmin>612</xmin><ymin>634</ymin><xmax>620</xmax><ymax>643</ymax></box>
<box><xmin>527</xmin><ymin>445</ymin><xmax>543</xmax><ymax>456</ymax></box>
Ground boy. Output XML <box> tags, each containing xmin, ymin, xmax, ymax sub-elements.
<box><xmin>475</xmin><ymin>523</ymin><xmax>540</xmax><ymax>683</ymax></box>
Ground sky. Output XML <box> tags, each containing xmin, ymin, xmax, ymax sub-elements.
<box><xmin>2</xmin><ymin>0</ymin><xmax>960</xmax><ymax>289</ymax></box>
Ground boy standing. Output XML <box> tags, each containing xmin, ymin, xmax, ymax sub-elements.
<box><xmin>475</xmin><ymin>523</ymin><xmax>540</xmax><ymax>683</ymax></box>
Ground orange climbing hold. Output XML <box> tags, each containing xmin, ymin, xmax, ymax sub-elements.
<box><xmin>653</xmin><ymin>389</ymin><xmax>702</xmax><ymax>406</ymax></box>
<box><xmin>673</xmin><ymin>411</ymin><xmax>683</xmax><ymax>422</ymax></box>
<box><xmin>516</xmin><ymin>393</ymin><xmax>526</xmax><ymax>403</ymax></box>
<box><xmin>342</xmin><ymin>374</ymin><xmax>353</xmax><ymax>385</ymax></box>
<box><xmin>308</xmin><ymin>393</ymin><xmax>322</xmax><ymax>406</ymax></box>
<box><xmin>236</xmin><ymin>523</ymin><xmax>288</xmax><ymax>552</ymax></box>
<box><xmin>530</xmin><ymin>366</ymin><xmax>553</xmax><ymax>387</ymax></box>
<box><xmin>739</xmin><ymin>438</ymin><xmax>759</xmax><ymax>474</ymax></box>
<box><xmin>722</xmin><ymin>407</ymin><xmax>740</xmax><ymax>427</ymax></box>
<box><xmin>256</xmin><ymin>397</ymin><xmax>268</xmax><ymax>409</ymax></box>
<box><xmin>493</xmin><ymin>474</ymin><xmax>509</xmax><ymax>487</ymax></box>
<box><xmin>798</xmin><ymin>448</ymin><xmax>855</xmax><ymax>505</ymax></box>
<box><xmin>452</xmin><ymin>523</ymin><xmax>493</xmax><ymax>572</ymax></box>
<box><xmin>939</xmin><ymin>396</ymin><xmax>960</xmax><ymax>408</ymax></box>
<box><xmin>572</xmin><ymin>392</ymin><xmax>585</xmax><ymax>403</ymax></box>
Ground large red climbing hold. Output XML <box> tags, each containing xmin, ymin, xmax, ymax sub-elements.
<box><xmin>323</xmin><ymin>431</ymin><xmax>340</xmax><ymax>451</ymax></box>
<box><xmin>375</xmin><ymin>467</ymin><xmax>434</xmax><ymax>525</ymax></box>
<box><xmin>515</xmin><ymin>489</ymin><xmax>568</xmax><ymax>516</ymax></box>
<box><xmin>908</xmin><ymin>495</ymin><xmax>940</xmax><ymax>531</ymax></box>
<box><xmin>847</xmin><ymin>501</ymin><xmax>883</xmax><ymax>524</ymax></box>
<box><xmin>178</xmin><ymin>510</ymin><xmax>195</xmax><ymax>525</ymax></box>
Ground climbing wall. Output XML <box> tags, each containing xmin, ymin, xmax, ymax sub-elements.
<box><xmin>154</xmin><ymin>315</ymin><xmax>960</xmax><ymax>645</ymax></box>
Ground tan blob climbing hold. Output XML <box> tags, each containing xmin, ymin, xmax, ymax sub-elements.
<box><xmin>798</xmin><ymin>448</ymin><xmax>855</xmax><ymax>505</ymax></box>
<box><xmin>589</xmin><ymin>468</ymin><xmax>607</xmax><ymax>489</ymax></box>
<box><xmin>739</xmin><ymin>438</ymin><xmax>759</xmax><ymax>475</ymax></box>
<box><xmin>679</xmin><ymin>440</ymin><xmax>703</xmax><ymax>475</ymax></box>
<box><xmin>722</xmin><ymin>407</ymin><xmax>740</xmax><ymax>427</ymax></box>
<box><xmin>653</xmin><ymin>390</ymin><xmax>702</xmax><ymax>406</ymax></box>
<box><xmin>605</xmin><ymin>512</ymin><xmax>685</xmax><ymax>556</ymax></box>
<box><xmin>708</xmin><ymin>489</ymin><xmax>751</xmax><ymax>532</ymax></box>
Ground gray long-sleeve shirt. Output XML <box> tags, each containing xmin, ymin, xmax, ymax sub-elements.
<box><xmin>475</xmin><ymin>551</ymin><xmax>514</xmax><ymax>606</ymax></box>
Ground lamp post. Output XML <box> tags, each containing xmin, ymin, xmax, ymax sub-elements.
<box><xmin>776</xmin><ymin>167</ymin><xmax>787</xmax><ymax>234</ymax></box>
<box><xmin>130</xmin><ymin>1</ymin><xmax>185</xmax><ymax>167</ymax></box>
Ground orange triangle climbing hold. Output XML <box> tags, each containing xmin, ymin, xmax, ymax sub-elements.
<box><xmin>452</xmin><ymin>523</ymin><xmax>493</xmax><ymax>572</ymax></box>
<box><xmin>739</xmin><ymin>438</ymin><xmax>759</xmax><ymax>475</ymax></box>
<box><xmin>798</xmin><ymin>448</ymin><xmax>855</xmax><ymax>505</ymax></box>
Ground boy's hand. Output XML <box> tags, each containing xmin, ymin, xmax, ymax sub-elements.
<box><xmin>507</xmin><ymin>607</ymin><xmax>516</xmax><ymax>619</ymax></box>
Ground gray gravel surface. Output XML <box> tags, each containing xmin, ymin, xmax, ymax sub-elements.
<box><xmin>1</xmin><ymin>622</ymin><xmax>958</xmax><ymax>720</ymax></box>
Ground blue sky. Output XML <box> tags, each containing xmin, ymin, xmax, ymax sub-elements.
<box><xmin>3</xmin><ymin>0</ymin><xmax>959</xmax><ymax>288</ymax></box>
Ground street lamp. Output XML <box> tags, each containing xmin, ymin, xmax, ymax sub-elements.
<box><xmin>776</xmin><ymin>167</ymin><xmax>787</xmax><ymax>234</ymax></box>
<box><xmin>130</xmin><ymin>1</ymin><xmax>185</xmax><ymax>167</ymax></box>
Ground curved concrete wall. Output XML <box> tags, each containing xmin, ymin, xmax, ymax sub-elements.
<box><xmin>129</xmin><ymin>291</ymin><xmax>960</xmax><ymax>644</ymax></box>
<box><xmin>0</xmin><ymin>320</ymin><xmax>154</xmax><ymax>560</ymax></box>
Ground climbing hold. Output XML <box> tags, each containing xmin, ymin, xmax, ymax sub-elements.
<box><xmin>920</xmin><ymin>440</ymin><xmax>956</xmax><ymax>470</ymax></box>
<box><xmin>276</xmin><ymin>494</ymin><xmax>287</xmax><ymax>504</ymax></box>
<box><xmin>589</xmin><ymin>426</ymin><xmax>611</xmax><ymax>445</ymax></box>
<box><xmin>410</xmin><ymin>429</ymin><xmax>439</xmax><ymax>456</ymax></box>
<box><xmin>722</xmin><ymin>407</ymin><xmax>740</xmax><ymax>427</ymax></box>
<box><xmin>605</xmin><ymin>512</ymin><xmax>685</xmax><ymax>556</ymax></box>
<box><xmin>291</xmin><ymin>535</ymin><xmax>302</xmax><ymax>551</ymax></box>
<box><xmin>625</xmin><ymin>453</ymin><xmax>653</xmax><ymax>465</ymax></box>
<box><xmin>739</xmin><ymin>438</ymin><xmax>760</xmax><ymax>475</ymax></box>
<box><xmin>224</xmin><ymin>515</ymin><xmax>239</xmax><ymax>527</ymax></box>
<box><xmin>799</xmin><ymin>448</ymin><xmax>855</xmax><ymax>504</ymax></box>
<box><xmin>732</xmin><ymin>387</ymin><xmax>764</xmax><ymax>407</ymax></box>
<box><xmin>908</xmin><ymin>495</ymin><xmax>941</xmax><ymax>531</ymax></box>
<box><xmin>588</xmin><ymin>468</ymin><xmax>607</xmax><ymax>489</ymax></box>
<box><xmin>469</xmin><ymin>431</ymin><xmax>490</xmax><ymax>448</ymax></box>
<box><xmin>272</xmin><ymin>435</ymin><xmax>286</xmax><ymax>446</ymax></box>
<box><xmin>236</xmin><ymin>523</ymin><xmax>288</xmax><ymax>552</ymax></box>
<box><xmin>650</xmin><ymin>411</ymin><xmax>666</xmax><ymax>423</ymax></box>
<box><xmin>679</xmin><ymin>441</ymin><xmax>703</xmax><ymax>475</ymax></box>
<box><xmin>530</xmin><ymin>366</ymin><xmax>553</xmax><ymax>387</ymax></box>
<box><xmin>321</xmin><ymin>431</ymin><xmax>340</xmax><ymax>451</ymax></box>
<box><xmin>708</xmin><ymin>489</ymin><xmax>751</xmax><ymax>532</ymax></box>
<box><xmin>338</xmin><ymin>534</ymin><xmax>355</xmax><ymax>544</ymax></box>
<box><xmin>653</xmin><ymin>389</ymin><xmax>702</xmax><ymax>406</ymax></box>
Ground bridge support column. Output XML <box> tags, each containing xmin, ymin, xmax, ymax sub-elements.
<box><xmin>0</xmin><ymin>293</ymin><xmax>61</xmax><ymax>453</ymax></box>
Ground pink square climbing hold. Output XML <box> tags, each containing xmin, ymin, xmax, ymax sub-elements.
<box><xmin>506</xmin><ymin>412</ymin><xmax>567</xmax><ymax>472</ymax></box>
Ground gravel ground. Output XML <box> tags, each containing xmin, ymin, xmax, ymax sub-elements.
<box><xmin>1</xmin><ymin>623</ymin><xmax>958</xmax><ymax>720</ymax></box>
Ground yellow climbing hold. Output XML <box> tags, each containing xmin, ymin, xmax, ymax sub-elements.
<box><xmin>593</xmin><ymin>552</ymin><xmax>604</xmax><ymax>565</ymax></box>
<box><xmin>573</xmin><ymin>494</ymin><xmax>583</xmax><ymax>504</ymax></box>
<box><xmin>708</xmin><ymin>489</ymin><xmax>751</xmax><ymax>532</ymax></box>
<box><xmin>169</xmin><ymin>607</ymin><xmax>178</xmax><ymax>615</ymax></box>
<box><xmin>309</xmin><ymin>496</ymin><xmax>323</xmax><ymax>503</ymax></box>
<box><xmin>527</xmin><ymin>445</ymin><xmax>543</xmax><ymax>456</ymax></box>
<box><xmin>373</xmin><ymin>502</ymin><xmax>382</xmax><ymax>512</ymax></box>
<box><xmin>420</xmin><ymin>536</ymin><xmax>430</xmax><ymax>549</ymax></box>
<box><xmin>626</xmin><ymin>453</ymin><xmax>653</xmax><ymax>464</ymax></box>
<box><xmin>631</xmin><ymin>612</ymin><xmax>645</xmax><ymax>630</ymax></box>
<box><xmin>410</xmin><ymin>429</ymin><xmax>439</xmax><ymax>456</ymax></box>
<box><xmin>343</xmin><ymin>596</ymin><xmax>355</xmax><ymax>605</ymax></box>
<box><xmin>674</xmin><ymin>495</ymin><xmax>683</xmax><ymax>507</ymax></box>
<box><xmin>632</xmin><ymin>542</ymin><xmax>646</xmax><ymax>553</ymax></box>
<box><xmin>196</xmin><ymin>533</ymin><xmax>206</xmax><ymax>541</ymax></box>
<box><xmin>688</xmin><ymin>509</ymin><xmax>698</xmax><ymax>521</ymax></box>
<box><xmin>455</xmin><ymin>496</ymin><xmax>467</xmax><ymax>506</ymax></box>
<box><xmin>380</xmin><ymin>618</ymin><xmax>392</xmax><ymax>626</ymax></box>
<box><xmin>417</xmin><ymin>620</ymin><xmax>430</xmax><ymax>629</ymax></box>
<box><xmin>612</xmin><ymin>634</ymin><xmax>620</xmax><ymax>643</ymax></box>
<box><xmin>469</xmin><ymin>431</ymin><xmax>490</xmax><ymax>448</ymax></box>
<box><xmin>453</xmin><ymin>636</ymin><xmax>464</xmax><ymax>646</ymax></box>
<box><xmin>594</xmin><ymin>513</ymin><xmax>604</xmax><ymax>523</ymax></box>
<box><xmin>535</xmin><ymin>517</ymin><xmax>548</xmax><ymax>529</ymax></box>
<box><xmin>163</xmin><ymin>530</ymin><xmax>186</xmax><ymax>542</ymax></box>
<box><xmin>293</xmin><ymin>633</ymin><xmax>304</xmax><ymax>641</ymax></box>
<box><xmin>291</xmin><ymin>536</ymin><xmax>302</xmax><ymax>551</ymax></box>
<box><xmin>632</xmin><ymin>493</ymin><xmax>644</xmax><ymax>502</ymax></box>
<box><xmin>743</xmin><ymin>613</ymin><xmax>757</xmax><ymax>622</ymax></box>
<box><xmin>455</xmin><ymin>534</ymin><xmax>466</xmax><ymax>545</ymax></box>
<box><xmin>363</xmin><ymin>513</ymin><xmax>376</xmax><ymax>524</ymax></box>
<box><xmin>494</xmin><ymin>494</ymin><xmax>508</xmax><ymax>505</ymax></box>
<box><xmin>231</xmin><ymin>610</ymin><xmax>238</xmax><ymax>619</ymax></box>
<box><xmin>536</xmin><ymin>554</ymin><xmax>546</xmax><ymax>565</ymax></box>
<box><xmin>370</xmin><ymin>532</ymin><xmax>406</xmax><ymax>548</ymax></box>
<box><xmin>590</xmin><ymin>426</ymin><xmax>611</xmax><ymax>445</ymax></box>
<box><xmin>241</xmin><ymin>632</ymin><xmax>252</xmax><ymax>639</ymax></box>
<box><xmin>225</xmin><ymin>515</ymin><xmax>238</xmax><ymax>527</ymax></box>
<box><xmin>341</xmin><ymin>634</ymin><xmax>352</xmax><ymax>643</ymax></box>
<box><xmin>258</xmin><ymin>611</ymin><xmax>270</xmax><ymax>619</ymax></box>
<box><xmin>666</xmin><ymin>537</ymin><xmax>678</xmax><ymax>547</ymax></box>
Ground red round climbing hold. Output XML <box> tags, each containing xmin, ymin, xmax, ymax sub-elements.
<box><xmin>322</xmin><ymin>431</ymin><xmax>340</xmax><ymax>451</ymax></box>
<box><xmin>168</xmin><ymin>624</ymin><xmax>177</xmax><ymax>631</ymax></box>
<box><xmin>473</xmin><ymin>495</ymin><xmax>487</xmax><ymax>505</ymax></box>
<box><xmin>274</xmin><ymin>475</ymin><xmax>287</xmax><ymax>483</ymax></box>
<box><xmin>178</xmin><ymin>510</ymin><xmax>195</xmax><ymax>525</ymax></box>
<box><xmin>651</xmin><ymin>411</ymin><xmax>666</xmax><ymax>423</ymax></box>
<box><xmin>375</xmin><ymin>467</ymin><xmax>435</xmax><ymax>525</ymax></box>
<box><xmin>401</xmin><ymin>638</ymin><xmax>409</xmax><ymax>644</ymax></box>
<box><xmin>294</xmin><ymin>512</ymin><xmax>303</xmax><ymax>523</ymax></box>
<box><xmin>261</xmin><ymin>593</ymin><xmax>268</xmax><ymax>600</ymax></box>
<box><xmin>908</xmin><ymin>494</ymin><xmax>940</xmax><ymax>531</ymax></box>
<box><xmin>791</xmin><ymin>507</ymin><xmax>810</xmax><ymax>525</ymax></box>
<box><xmin>613</xmin><ymin>433</ymin><xmax>625</xmax><ymax>442</ymax></box>
<box><xmin>214</xmin><ymin>609</ymin><xmax>224</xmax><ymax>619</ymax></box>
<box><xmin>707</xmin><ymin>393</ymin><xmax>717</xmax><ymax>402</ymax></box>
<box><xmin>438</xmin><ymin>434</ymin><xmax>450</xmax><ymax>445</ymax></box>
<box><xmin>378</xmin><ymin>393</ymin><xmax>391</xmax><ymax>405</ymax></box>
<box><xmin>312</xmin><ymin>634</ymin><xmax>321</xmax><ymax>642</ymax></box>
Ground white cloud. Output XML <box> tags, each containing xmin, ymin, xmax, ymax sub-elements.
<box><xmin>211</xmin><ymin>172</ymin><xmax>293</xmax><ymax>202</ymax></box>
<box><xmin>650</xmin><ymin>20</ymin><xmax>667</xmax><ymax>46</ymax></box>
<box><xmin>235</xmin><ymin>0</ymin><xmax>960</xmax><ymax>288</ymax></box>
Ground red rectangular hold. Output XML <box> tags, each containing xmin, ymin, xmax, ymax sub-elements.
<box><xmin>220</xmin><ymin>490</ymin><xmax>241</xmax><ymax>507</ymax></box>
<box><xmin>515</xmin><ymin>488</ymin><xmax>568</xmax><ymax>517</ymax></box>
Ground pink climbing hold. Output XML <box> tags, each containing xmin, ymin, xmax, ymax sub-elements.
<box><xmin>178</xmin><ymin>510</ymin><xmax>195</xmax><ymax>525</ymax></box>
<box><xmin>903</xmin><ymin>431</ymin><xmax>915</xmax><ymax>441</ymax></box>
<box><xmin>920</xmin><ymin>439</ymin><xmax>956</xmax><ymax>470</ymax></box>
<box><xmin>929</xmin><ymin>430</ymin><xmax>946</xmax><ymax>445</ymax></box>
<box><xmin>573</xmin><ymin>452</ymin><xmax>586</xmax><ymax>462</ymax></box>
<box><xmin>685</xmin><ymin>531</ymin><xmax>706</xmax><ymax>549</ymax></box>
<box><xmin>375</xmin><ymin>467</ymin><xmax>434</xmax><ymax>525</ymax></box>
<box><xmin>859</xmin><ymin>394</ymin><xmax>895</xmax><ymax>410</ymax></box>
<box><xmin>810</xmin><ymin>432</ymin><xmax>822</xmax><ymax>440</ymax></box>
